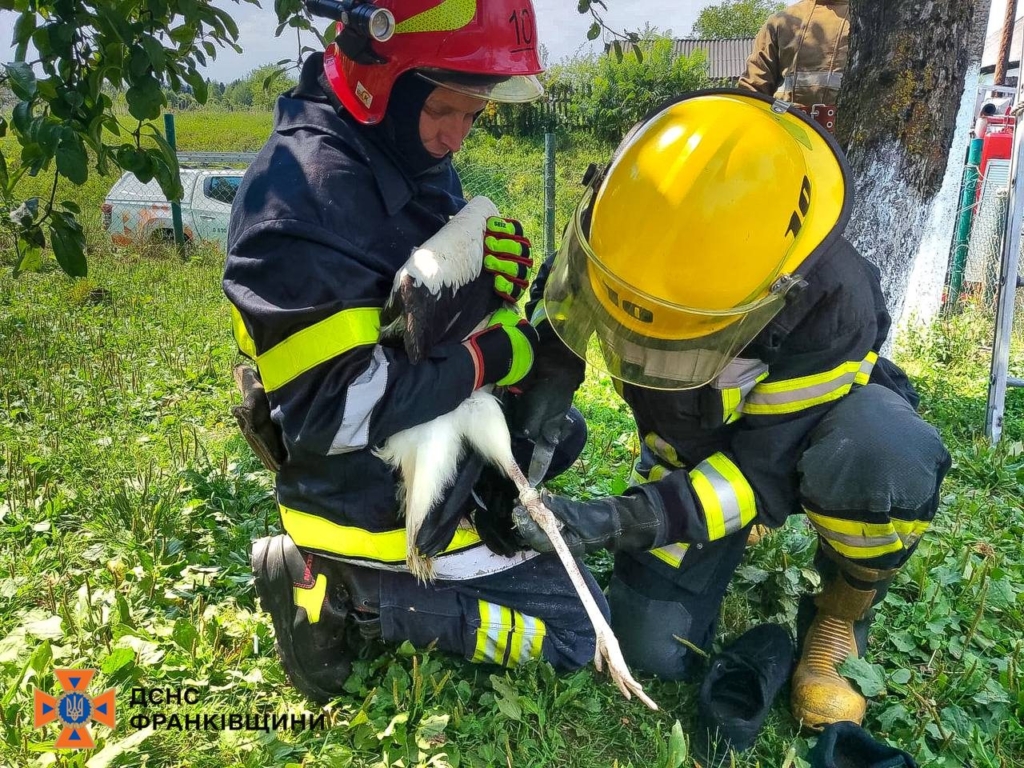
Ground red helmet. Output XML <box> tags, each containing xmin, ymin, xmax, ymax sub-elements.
<box><xmin>323</xmin><ymin>0</ymin><xmax>544</xmax><ymax>124</ymax></box>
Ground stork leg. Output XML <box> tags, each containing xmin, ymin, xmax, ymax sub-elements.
<box><xmin>505</xmin><ymin>462</ymin><xmax>659</xmax><ymax>711</ymax></box>
<box><xmin>460</xmin><ymin>395</ymin><xmax>658</xmax><ymax>710</ymax></box>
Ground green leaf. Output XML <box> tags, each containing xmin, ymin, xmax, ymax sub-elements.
<box><xmin>24</xmin><ymin>614</ymin><xmax>64</xmax><ymax>641</ymax></box>
<box><xmin>889</xmin><ymin>668</ymin><xmax>911</xmax><ymax>685</ymax></box>
<box><xmin>0</xmin><ymin>150</ymin><xmax>8</xmax><ymax>192</ymax></box>
<box><xmin>662</xmin><ymin>720</ymin><xmax>687</xmax><ymax>768</ymax></box>
<box><xmin>839</xmin><ymin>656</ymin><xmax>886</xmax><ymax>698</ymax></box>
<box><xmin>1</xmin><ymin>641</ymin><xmax>51</xmax><ymax>708</ymax></box>
<box><xmin>4</xmin><ymin>62</ymin><xmax>37</xmax><ymax>100</ymax></box>
<box><xmin>60</xmin><ymin>200</ymin><xmax>81</xmax><ymax>214</ymax></box>
<box><xmin>577</xmin><ymin>0</ymin><xmax>591</xmax><ymax>12</ymax></box>
<box><xmin>100</xmin><ymin>647</ymin><xmax>136</xmax><ymax>675</ymax></box>
<box><xmin>587</xmin><ymin>22</ymin><xmax>601</xmax><ymax>41</ymax></box>
<box><xmin>56</xmin><ymin>135</ymin><xmax>89</xmax><ymax>185</ymax></box>
<box><xmin>13</xmin><ymin>241</ymin><xmax>43</xmax><ymax>276</ymax></box>
<box><xmin>125</xmin><ymin>76</ymin><xmax>165</xmax><ymax>121</ymax></box>
<box><xmin>49</xmin><ymin>210</ymin><xmax>88</xmax><ymax>277</ymax></box>
<box><xmin>171</xmin><ymin>618</ymin><xmax>199</xmax><ymax>651</ymax></box>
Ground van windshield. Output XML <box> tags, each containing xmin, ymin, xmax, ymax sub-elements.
<box><xmin>205</xmin><ymin>176</ymin><xmax>242</xmax><ymax>205</ymax></box>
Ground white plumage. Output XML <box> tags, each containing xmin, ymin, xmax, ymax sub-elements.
<box><xmin>375</xmin><ymin>196</ymin><xmax>658</xmax><ymax>709</ymax></box>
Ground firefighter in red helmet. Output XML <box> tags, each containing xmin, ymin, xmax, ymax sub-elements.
<box><xmin>224</xmin><ymin>0</ymin><xmax>599</xmax><ymax>702</ymax></box>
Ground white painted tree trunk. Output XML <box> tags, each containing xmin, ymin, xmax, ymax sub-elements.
<box><xmin>838</xmin><ymin>0</ymin><xmax>992</xmax><ymax>340</ymax></box>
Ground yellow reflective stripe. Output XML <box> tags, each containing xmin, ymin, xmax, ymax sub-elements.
<box><xmin>649</xmin><ymin>542</ymin><xmax>690</xmax><ymax>568</ymax></box>
<box><xmin>690</xmin><ymin>453</ymin><xmax>757</xmax><ymax>541</ymax></box>
<box><xmin>648</xmin><ymin>464</ymin><xmax>669</xmax><ymax>482</ymax></box>
<box><xmin>526</xmin><ymin>615</ymin><xmax>547</xmax><ymax>662</ymax></box>
<box><xmin>473</xmin><ymin>605</ymin><xmax>546</xmax><ymax>666</ymax></box>
<box><xmin>805</xmin><ymin>509</ymin><xmax>904</xmax><ymax>559</ymax></box>
<box><xmin>396</xmin><ymin>0</ymin><xmax>477</xmax><ymax>33</ymax></box>
<box><xmin>744</xmin><ymin>353</ymin><xmax>877</xmax><ymax>416</ymax></box>
<box><xmin>855</xmin><ymin>351</ymin><xmax>878</xmax><ymax>386</ymax></box>
<box><xmin>722</xmin><ymin>388</ymin><xmax>742</xmax><ymax>424</ymax></box>
<box><xmin>472</xmin><ymin>600</ymin><xmax>498</xmax><ymax>663</ymax></box>
<box><xmin>495</xmin><ymin>605</ymin><xmax>513</xmax><ymax>665</ymax></box>
<box><xmin>644</xmin><ymin>433</ymin><xmax>683</xmax><ymax>467</ymax></box>
<box><xmin>891</xmin><ymin>517</ymin><xmax>930</xmax><ymax>546</ymax></box>
<box><xmin>258</xmin><ymin>307</ymin><xmax>381</xmax><ymax>393</ymax></box>
<box><xmin>292</xmin><ymin>573</ymin><xmax>326</xmax><ymax>625</ymax></box>
<box><xmin>230</xmin><ymin>303</ymin><xmax>257</xmax><ymax>360</ymax></box>
<box><xmin>280</xmin><ymin>504</ymin><xmax>482</xmax><ymax>563</ymax></box>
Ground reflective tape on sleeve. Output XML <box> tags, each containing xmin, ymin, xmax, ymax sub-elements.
<box><xmin>690</xmin><ymin>453</ymin><xmax>757</xmax><ymax>541</ymax></box>
<box><xmin>257</xmin><ymin>307</ymin><xmax>381</xmax><ymax>392</ymax></box>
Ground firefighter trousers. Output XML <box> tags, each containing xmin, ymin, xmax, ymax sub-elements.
<box><xmin>607</xmin><ymin>384</ymin><xmax>952</xmax><ymax>681</ymax></box>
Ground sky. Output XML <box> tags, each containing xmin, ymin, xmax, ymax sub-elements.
<box><xmin>0</xmin><ymin>0</ymin><xmax>1014</xmax><ymax>83</ymax></box>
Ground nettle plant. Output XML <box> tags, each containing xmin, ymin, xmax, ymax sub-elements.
<box><xmin>0</xmin><ymin>0</ymin><xmax>325</xmax><ymax>277</ymax></box>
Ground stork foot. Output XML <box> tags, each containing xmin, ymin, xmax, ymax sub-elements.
<box><xmin>594</xmin><ymin>625</ymin><xmax>659</xmax><ymax>711</ymax></box>
<box><xmin>407</xmin><ymin>546</ymin><xmax>435</xmax><ymax>584</ymax></box>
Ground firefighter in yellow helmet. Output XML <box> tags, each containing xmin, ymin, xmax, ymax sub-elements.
<box><xmin>511</xmin><ymin>90</ymin><xmax>950</xmax><ymax>732</ymax></box>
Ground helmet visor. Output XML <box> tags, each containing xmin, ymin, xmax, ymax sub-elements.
<box><xmin>543</xmin><ymin>192</ymin><xmax>800</xmax><ymax>390</ymax></box>
<box><xmin>416</xmin><ymin>69</ymin><xmax>544</xmax><ymax>103</ymax></box>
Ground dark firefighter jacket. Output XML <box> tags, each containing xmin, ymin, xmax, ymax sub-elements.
<box><xmin>739</xmin><ymin>0</ymin><xmax>849</xmax><ymax>128</ymax></box>
<box><xmin>223</xmin><ymin>54</ymin><xmax>486</xmax><ymax>565</ymax></box>
<box><xmin>529</xmin><ymin>234</ymin><xmax>917</xmax><ymax>565</ymax></box>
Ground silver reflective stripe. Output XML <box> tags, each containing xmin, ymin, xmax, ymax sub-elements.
<box><xmin>481</xmin><ymin>602</ymin><xmax>502</xmax><ymax>663</ymax></box>
<box><xmin>779</xmin><ymin>70</ymin><xmax>844</xmax><ymax>93</ymax></box>
<box><xmin>517</xmin><ymin>613</ymin><xmax>542</xmax><ymax>664</ymax></box>
<box><xmin>694</xmin><ymin>457</ymin><xmax>745</xmax><ymax>535</ymax></box>
<box><xmin>649</xmin><ymin>542</ymin><xmax>690</xmax><ymax>568</ymax></box>
<box><xmin>745</xmin><ymin>370</ymin><xmax>857</xmax><ymax>408</ymax></box>
<box><xmin>329</xmin><ymin>345</ymin><xmax>389</xmax><ymax>454</ymax></box>
<box><xmin>811</xmin><ymin>525</ymin><xmax>901</xmax><ymax>552</ymax></box>
<box><xmin>332</xmin><ymin>541</ymin><xmax>541</xmax><ymax>581</ymax></box>
<box><xmin>713</xmin><ymin>357</ymin><xmax>769</xmax><ymax>391</ymax></box>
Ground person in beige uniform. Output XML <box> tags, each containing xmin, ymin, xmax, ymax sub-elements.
<box><xmin>739</xmin><ymin>0</ymin><xmax>849</xmax><ymax>132</ymax></box>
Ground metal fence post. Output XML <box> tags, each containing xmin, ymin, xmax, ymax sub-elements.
<box><xmin>948</xmin><ymin>136</ymin><xmax>984</xmax><ymax>308</ymax></box>
<box><xmin>163</xmin><ymin>113</ymin><xmax>186</xmax><ymax>252</ymax></box>
<box><xmin>544</xmin><ymin>131</ymin><xmax>556</xmax><ymax>259</ymax></box>
<box><xmin>986</xmin><ymin>99</ymin><xmax>1024</xmax><ymax>443</ymax></box>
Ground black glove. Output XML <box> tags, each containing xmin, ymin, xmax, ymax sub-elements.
<box><xmin>513</xmin><ymin>485</ymin><xmax>670</xmax><ymax>556</ymax></box>
<box><xmin>506</xmin><ymin>320</ymin><xmax>585</xmax><ymax>443</ymax></box>
<box><xmin>470</xmin><ymin>465</ymin><xmax>525</xmax><ymax>557</ymax></box>
<box><xmin>231</xmin><ymin>365</ymin><xmax>286</xmax><ymax>472</ymax></box>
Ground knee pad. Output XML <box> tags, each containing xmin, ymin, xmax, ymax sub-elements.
<box><xmin>800</xmin><ymin>384</ymin><xmax>950</xmax><ymax>515</ymax></box>
<box><xmin>607</xmin><ymin>574</ymin><xmax>706</xmax><ymax>682</ymax></box>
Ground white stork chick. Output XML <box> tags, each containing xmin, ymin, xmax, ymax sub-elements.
<box><xmin>375</xmin><ymin>197</ymin><xmax>658</xmax><ymax>711</ymax></box>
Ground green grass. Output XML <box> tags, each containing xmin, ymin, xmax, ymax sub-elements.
<box><xmin>2</xmin><ymin>118</ymin><xmax>1024</xmax><ymax>767</ymax></box>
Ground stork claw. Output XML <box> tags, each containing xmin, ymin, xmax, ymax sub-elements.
<box><xmin>512</xmin><ymin>475</ymin><xmax>659</xmax><ymax>712</ymax></box>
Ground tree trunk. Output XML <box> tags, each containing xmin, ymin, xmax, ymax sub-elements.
<box><xmin>837</xmin><ymin>0</ymin><xmax>991</xmax><ymax>330</ymax></box>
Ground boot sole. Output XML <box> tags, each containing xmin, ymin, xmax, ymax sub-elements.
<box><xmin>251</xmin><ymin>535</ymin><xmax>339</xmax><ymax>704</ymax></box>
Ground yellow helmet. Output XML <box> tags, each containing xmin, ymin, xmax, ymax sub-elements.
<box><xmin>542</xmin><ymin>89</ymin><xmax>851</xmax><ymax>390</ymax></box>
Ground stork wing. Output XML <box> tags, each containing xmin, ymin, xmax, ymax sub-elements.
<box><xmin>382</xmin><ymin>196</ymin><xmax>500</xmax><ymax>364</ymax></box>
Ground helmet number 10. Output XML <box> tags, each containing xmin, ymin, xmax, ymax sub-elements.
<box><xmin>785</xmin><ymin>176</ymin><xmax>812</xmax><ymax>239</ymax></box>
<box><xmin>509</xmin><ymin>8</ymin><xmax>534</xmax><ymax>47</ymax></box>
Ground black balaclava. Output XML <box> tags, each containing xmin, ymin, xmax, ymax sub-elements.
<box><xmin>378</xmin><ymin>71</ymin><xmax>444</xmax><ymax>177</ymax></box>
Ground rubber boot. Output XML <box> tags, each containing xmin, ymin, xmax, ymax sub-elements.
<box><xmin>251</xmin><ymin>535</ymin><xmax>379</xmax><ymax>703</ymax></box>
<box><xmin>791</xmin><ymin>565</ymin><xmax>891</xmax><ymax>730</ymax></box>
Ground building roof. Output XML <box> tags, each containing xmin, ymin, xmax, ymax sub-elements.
<box><xmin>672</xmin><ymin>38</ymin><xmax>756</xmax><ymax>79</ymax></box>
<box><xmin>982</xmin><ymin>18</ymin><xmax>1024</xmax><ymax>72</ymax></box>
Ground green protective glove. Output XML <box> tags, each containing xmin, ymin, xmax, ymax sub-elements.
<box><xmin>483</xmin><ymin>216</ymin><xmax>533</xmax><ymax>303</ymax></box>
<box><xmin>463</xmin><ymin>307</ymin><xmax>540</xmax><ymax>389</ymax></box>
